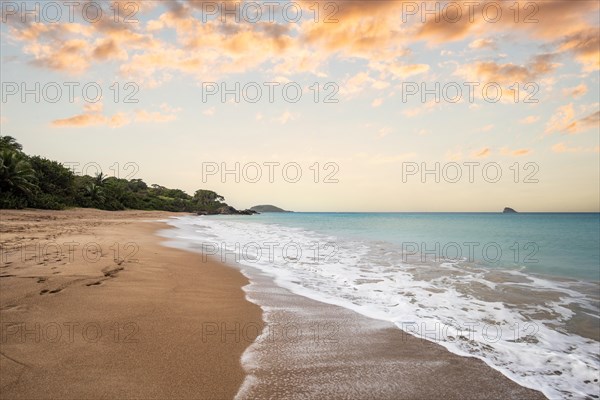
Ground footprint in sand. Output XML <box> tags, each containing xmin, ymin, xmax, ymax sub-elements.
<box><xmin>1</xmin><ymin>304</ymin><xmax>27</xmax><ymax>312</ymax></box>
<box><xmin>102</xmin><ymin>266</ymin><xmax>124</xmax><ymax>277</ymax></box>
<box><xmin>39</xmin><ymin>288</ymin><xmax>62</xmax><ymax>295</ymax></box>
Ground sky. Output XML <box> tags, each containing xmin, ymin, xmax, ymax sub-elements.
<box><xmin>1</xmin><ymin>0</ymin><xmax>599</xmax><ymax>212</ymax></box>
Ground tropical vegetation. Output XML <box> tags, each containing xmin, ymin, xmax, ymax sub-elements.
<box><xmin>0</xmin><ymin>135</ymin><xmax>229</xmax><ymax>212</ymax></box>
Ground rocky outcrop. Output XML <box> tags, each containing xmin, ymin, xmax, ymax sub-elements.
<box><xmin>503</xmin><ymin>207</ymin><xmax>518</xmax><ymax>213</ymax></box>
<box><xmin>197</xmin><ymin>206</ymin><xmax>258</xmax><ymax>216</ymax></box>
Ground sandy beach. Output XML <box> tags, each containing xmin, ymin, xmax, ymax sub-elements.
<box><xmin>0</xmin><ymin>209</ymin><xmax>262</xmax><ymax>399</ymax></box>
<box><xmin>1</xmin><ymin>209</ymin><xmax>547</xmax><ymax>399</ymax></box>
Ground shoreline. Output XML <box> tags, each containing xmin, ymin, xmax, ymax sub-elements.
<box><xmin>238</xmin><ymin>268</ymin><xmax>547</xmax><ymax>399</ymax></box>
<box><xmin>0</xmin><ymin>208</ymin><xmax>262</xmax><ymax>399</ymax></box>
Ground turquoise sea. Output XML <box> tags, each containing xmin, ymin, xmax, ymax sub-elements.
<box><xmin>227</xmin><ymin>212</ymin><xmax>600</xmax><ymax>281</ymax></box>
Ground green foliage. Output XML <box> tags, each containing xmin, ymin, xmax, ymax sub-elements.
<box><xmin>0</xmin><ymin>135</ymin><xmax>228</xmax><ymax>213</ymax></box>
<box><xmin>0</xmin><ymin>150</ymin><xmax>38</xmax><ymax>198</ymax></box>
<box><xmin>27</xmin><ymin>156</ymin><xmax>75</xmax><ymax>209</ymax></box>
<box><xmin>0</xmin><ymin>135</ymin><xmax>23</xmax><ymax>152</ymax></box>
<box><xmin>193</xmin><ymin>189</ymin><xmax>225</xmax><ymax>212</ymax></box>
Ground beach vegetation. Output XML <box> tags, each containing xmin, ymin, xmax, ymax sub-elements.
<box><xmin>0</xmin><ymin>136</ymin><xmax>230</xmax><ymax>213</ymax></box>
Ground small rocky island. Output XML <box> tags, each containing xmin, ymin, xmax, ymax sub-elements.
<box><xmin>503</xmin><ymin>207</ymin><xmax>518</xmax><ymax>213</ymax></box>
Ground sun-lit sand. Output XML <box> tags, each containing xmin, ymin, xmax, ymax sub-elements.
<box><xmin>0</xmin><ymin>209</ymin><xmax>261</xmax><ymax>399</ymax></box>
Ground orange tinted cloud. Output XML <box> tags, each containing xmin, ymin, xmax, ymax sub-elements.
<box><xmin>417</xmin><ymin>0</ymin><xmax>598</xmax><ymax>43</ymax></box>
<box><xmin>27</xmin><ymin>39</ymin><xmax>90</xmax><ymax>74</ymax></box>
<box><xmin>296</xmin><ymin>0</ymin><xmax>413</xmax><ymax>67</ymax></box>
<box><xmin>545</xmin><ymin>105</ymin><xmax>600</xmax><ymax>135</ymax></box>
<box><xmin>552</xmin><ymin>142</ymin><xmax>600</xmax><ymax>154</ymax></box>
<box><xmin>93</xmin><ymin>38</ymin><xmax>127</xmax><ymax>60</ymax></box>
<box><xmin>135</xmin><ymin>110</ymin><xmax>177</xmax><ymax>123</ymax></box>
<box><xmin>560</xmin><ymin>29</ymin><xmax>600</xmax><ymax>72</ymax></box>
<box><xmin>52</xmin><ymin>113</ymin><xmax>108</xmax><ymax>128</ymax></box>
<box><xmin>469</xmin><ymin>38</ymin><xmax>496</xmax><ymax>50</ymax></box>
<box><xmin>52</xmin><ymin>103</ymin><xmax>178</xmax><ymax>128</ymax></box>
<box><xmin>460</xmin><ymin>54</ymin><xmax>558</xmax><ymax>85</ymax></box>
<box><xmin>473</xmin><ymin>148</ymin><xmax>491</xmax><ymax>158</ymax></box>
<box><xmin>500</xmin><ymin>147</ymin><xmax>532</xmax><ymax>157</ymax></box>
<box><xmin>519</xmin><ymin>116</ymin><xmax>540</xmax><ymax>124</ymax></box>
<box><xmin>512</xmin><ymin>149</ymin><xmax>531</xmax><ymax>156</ymax></box>
<box><xmin>563</xmin><ymin>84</ymin><xmax>588</xmax><ymax>99</ymax></box>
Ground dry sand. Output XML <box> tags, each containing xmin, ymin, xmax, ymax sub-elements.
<box><xmin>0</xmin><ymin>209</ymin><xmax>262</xmax><ymax>399</ymax></box>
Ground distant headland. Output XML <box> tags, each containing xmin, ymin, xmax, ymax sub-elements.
<box><xmin>197</xmin><ymin>204</ymin><xmax>292</xmax><ymax>216</ymax></box>
<box><xmin>503</xmin><ymin>207</ymin><xmax>518</xmax><ymax>213</ymax></box>
<box><xmin>250</xmin><ymin>205</ymin><xmax>291</xmax><ymax>213</ymax></box>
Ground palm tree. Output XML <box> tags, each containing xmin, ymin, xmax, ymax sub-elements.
<box><xmin>94</xmin><ymin>172</ymin><xmax>107</xmax><ymax>187</ymax></box>
<box><xmin>85</xmin><ymin>183</ymin><xmax>105</xmax><ymax>202</ymax></box>
<box><xmin>0</xmin><ymin>136</ymin><xmax>23</xmax><ymax>152</ymax></box>
<box><xmin>0</xmin><ymin>150</ymin><xmax>37</xmax><ymax>195</ymax></box>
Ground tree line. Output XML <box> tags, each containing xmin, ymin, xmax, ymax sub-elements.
<box><xmin>0</xmin><ymin>136</ymin><xmax>229</xmax><ymax>213</ymax></box>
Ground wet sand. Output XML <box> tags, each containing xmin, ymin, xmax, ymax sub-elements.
<box><xmin>234</xmin><ymin>266</ymin><xmax>548</xmax><ymax>400</ymax></box>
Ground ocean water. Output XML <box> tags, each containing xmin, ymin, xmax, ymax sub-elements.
<box><xmin>163</xmin><ymin>212</ymin><xmax>600</xmax><ymax>399</ymax></box>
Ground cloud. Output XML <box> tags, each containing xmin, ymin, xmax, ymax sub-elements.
<box><xmin>52</xmin><ymin>112</ymin><xmax>129</xmax><ymax>128</ymax></box>
<box><xmin>552</xmin><ymin>142</ymin><xmax>600</xmax><ymax>154</ymax></box>
<box><xmin>500</xmin><ymin>147</ymin><xmax>532</xmax><ymax>157</ymax></box>
<box><xmin>375</xmin><ymin>62</ymin><xmax>430</xmax><ymax>79</ymax></box>
<box><xmin>562</xmin><ymin>84</ymin><xmax>588</xmax><ymax>98</ymax></box>
<box><xmin>574</xmin><ymin>111</ymin><xmax>600</xmax><ymax>132</ymax></box>
<box><xmin>372</xmin><ymin>98</ymin><xmax>383</xmax><ymax>107</ymax></box>
<box><xmin>473</xmin><ymin>148</ymin><xmax>491</xmax><ymax>158</ymax></box>
<box><xmin>135</xmin><ymin>109</ymin><xmax>177</xmax><ymax>123</ymax></box>
<box><xmin>51</xmin><ymin>103</ymin><xmax>178</xmax><ymax>128</ymax></box>
<box><xmin>92</xmin><ymin>38</ymin><xmax>127</xmax><ymax>60</ymax></box>
<box><xmin>512</xmin><ymin>149</ymin><xmax>532</xmax><ymax>156</ymax></box>
<box><xmin>469</xmin><ymin>38</ymin><xmax>496</xmax><ymax>50</ymax></box>
<box><xmin>4</xmin><ymin>2</ymin><xmax>158</xmax><ymax>75</ymax></box>
<box><xmin>299</xmin><ymin>0</ymin><xmax>407</xmax><ymax>58</ymax></box>
<box><xmin>458</xmin><ymin>54</ymin><xmax>559</xmax><ymax>86</ymax></box>
<box><xmin>519</xmin><ymin>115</ymin><xmax>540</xmax><ymax>124</ymax></box>
<box><xmin>340</xmin><ymin>72</ymin><xmax>390</xmax><ymax>97</ymax></box>
<box><xmin>275</xmin><ymin>111</ymin><xmax>298</xmax><ymax>125</ymax></box>
<box><xmin>202</xmin><ymin>107</ymin><xmax>216</xmax><ymax>116</ymax></box>
<box><xmin>545</xmin><ymin>104</ymin><xmax>600</xmax><ymax>135</ymax></box>
<box><xmin>417</xmin><ymin>0</ymin><xmax>599</xmax><ymax>45</ymax></box>
<box><xmin>559</xmin><ymin>28</ymin><xmax>600</xmax><ymax>72</ymax></box>
<box><xmin>378</xmin><ymin>127</ymin><xmax>392</xmax><ymax>138</ymax></box>
<box><xmin>445</xmin><ymin>147</ymin><xmax>463</xmax><ymax>161</ymax></box>
<box><xmin>402</xmin><ymin>100</ymin><xmax>437</xmax><ymax>117</ymax></box>
<box><xmin>27</xmin><ymin>39</ymin><xmax>91</xmax><ymax>74</ymax></box>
